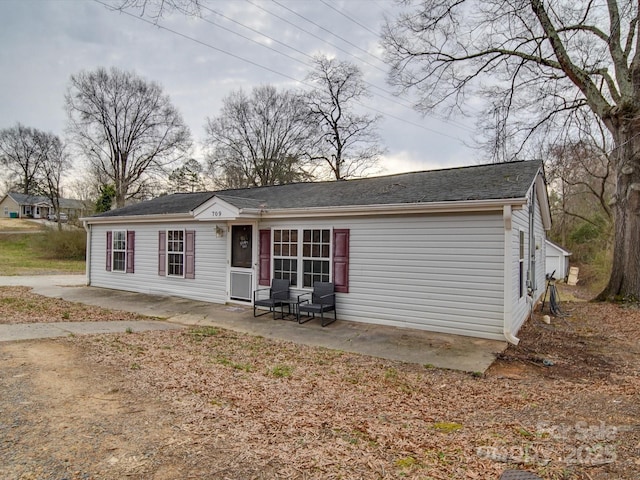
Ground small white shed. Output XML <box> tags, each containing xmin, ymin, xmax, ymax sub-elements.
<box><xmin>545</xmin><ymin>239</ymin><xmax>571</xmax><ymax>280</ymax></box>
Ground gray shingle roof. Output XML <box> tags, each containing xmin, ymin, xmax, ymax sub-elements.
<box><xmin>92</xmin><ymin>160</ymin><xmax>542</xmax><ymax>218</ymax></box>
<box><xmin>8</xmin><ymin>192</ymin><xmax>85</xmax><ymax>210</ymax></box>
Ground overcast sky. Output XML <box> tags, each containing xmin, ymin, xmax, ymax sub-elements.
<box><xmin>0</xmin><ymin>0</ymin><xmax>483</xmax><ymax>180</ymax></box>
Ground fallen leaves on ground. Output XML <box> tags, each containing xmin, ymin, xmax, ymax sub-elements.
<box><xmin>0</xmin><ymin>286</ymin><xmax>148</xmax><ymax>324</ymax></box>
<box><xmin>65</xmin><ymin>300</ymin><xmax>639</xmax><ymax>479</ymax></box>
<box><xmin>2</xmin><ymin>284</ymin><xmax>638</xmax><ymax>479</ymax></box>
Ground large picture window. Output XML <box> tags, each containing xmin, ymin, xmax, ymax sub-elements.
<box><xmin>167</xmin><ymin>230</ymin><xmax>185</xmax><ymax>277</ymax></box>
<box><xmin>112</xmin><ymin>230</ymin><xmax>126</xmax><ymax>272</ymax></box>
<box><xmin>273</xmin><ymin>228</ymin><xmax>330</xmax><ymax>288</ymax></box>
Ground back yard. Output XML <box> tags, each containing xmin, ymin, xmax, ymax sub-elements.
<box><xmin>0</xmin><ymin>284</ymin><xmax>638</xmax><ymax>479</ymax></box>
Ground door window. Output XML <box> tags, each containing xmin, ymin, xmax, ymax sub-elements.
<box><xmin>231</xmin><ymin>225</ymin><xmax>252</xmax><ymax>268</ymax></box>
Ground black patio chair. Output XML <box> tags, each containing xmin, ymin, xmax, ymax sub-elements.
<box><xmin>297</xmin><ymin>282</ymin><xmax>336</xmax><ymax>327</ymax></box>
<box><xmin>253</xmin><ymin>279</ymin><xmax>290</xmax><ymax>319</ymax></box>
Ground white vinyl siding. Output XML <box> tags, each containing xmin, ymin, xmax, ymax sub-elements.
<box><xmin>510</xmin><ymin>186</ymin><xmax>547</xmax><ymax>335</ymax></box>
<box><xmin>89</xmin><ymin>222</ymin><xmax>227</xmax><ymax>303</ymax></box>
<box><xmin>264</xmin><ymin>212</ymin><xmax>506</xmax><ymax>340</ymax></box>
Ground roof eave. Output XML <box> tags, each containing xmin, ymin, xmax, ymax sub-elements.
<box><xmin>256</xmin><ymin>198</ymin><xmax>528</xmax><ymax>218</ymax></box>
<box><xmin>81</xmin><ymin>213</ymin><xmax>194</xmax><ymax>224</ymax></box>
<box><xmin>81</xmin><ymin>197</ymin><xmax>530</xmax><ymax>223</ymax></box>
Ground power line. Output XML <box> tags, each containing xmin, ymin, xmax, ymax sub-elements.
<box><xmin>245</xmin><ymin>0</ymin><xmax>388</xmax><ymax>75</ymax></box>
<box><xmin>197</xmin><ymin>8</ymin><xmax>307</xmax><ymax>68</ymax></box>
<box><xmin>93</xmin><ymin>0</ymin><xmax>471</xmax><ymax>142</ymax></box>
<box><xmin>200</xmin><ymin>1</ymin><xmax>475</xmax><ymax>133</ymax></box>
<box><xmin>271</xmin><ymin>0</ymin><xmax>387</xmax><ymax>67</ymax></box>
<box><xmin>318</xmin><ymin>0</ymin><xmax>380</xmax><ymax>37</ymax></box>
<box><xmin>199</xmin><ymin>4</ymin><xmax>315</xmax><ymax>62</ymax></box>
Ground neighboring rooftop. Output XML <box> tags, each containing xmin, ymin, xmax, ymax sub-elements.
<box><xmin>92</xmin><ymin>160</ymin><xmax>543</xmax><ymax>218</ymax></box>
<box><xmin>6</xmin><ymin>192</ymin><xmax>86</xmax><ymax>210</ymax></box>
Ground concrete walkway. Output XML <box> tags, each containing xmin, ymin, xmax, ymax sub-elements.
<box><xmin>0</xmin><ymin>275</ymin><xmax>507</xmax><ymax>372</ymax></box>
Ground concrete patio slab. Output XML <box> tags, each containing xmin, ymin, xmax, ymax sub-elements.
<box><xmin>0</xmin><ymin>275</ymin><xmax>507</xmax><ymax>372</ymax></box>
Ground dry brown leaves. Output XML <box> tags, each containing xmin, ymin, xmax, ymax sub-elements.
<box><xmin>3</xmin><ymin>283</ymin><xmax>638</xmax><ymax>479</ymax></box>
<box><xmin>66</xmin><ymin>298</ymin><xmax>640</xmax><ymax>480</ymax></box>
<box><xmin>0</xmin><ymin>286</ymin><xmax>147</xmax><ymax>324</ymax></box>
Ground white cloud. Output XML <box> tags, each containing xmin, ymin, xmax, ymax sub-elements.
<box><xmin>0</xmin><ymin>0</ymin><xmax>484</xmax><ymax>178</ymax></box>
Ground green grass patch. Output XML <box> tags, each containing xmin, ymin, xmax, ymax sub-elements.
<box><xmin>433</xmin><ymin>422</ymin><xmax>463</xmax><ymax>433</ymax></box>
<box><xmin>186</xmin><ymin>326</ymin><xmax>221</xmax><ymax>341</ymax></box>
<box><xmin>0</xmin><ymin>232</ymin><xmax>85</xmax><ymax>275</ymax></box>
<box><xmin>214</xmin><ymin>355</ymin><xmax>254</xmax><ymax>372</ymax></box>
<box><xmin>270</xmin><ymin>364</ymin><xmax>293</xmax><ymax>378</ymax></box>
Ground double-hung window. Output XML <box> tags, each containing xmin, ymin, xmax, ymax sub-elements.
<box><xmin>273</xmin><ymin>229</ymin><xmax>298</xmax><ymax>286</ymax></box>
<box><xmin>302</xmin><ymin>229</ymin><xmax>330</xmax><ymax>287</ymax></box>
<box><xmin>112</xmin><ymin>231</ymin><xmax>126</xmax><ymax>272</ymax></box>
<box><xmin>167</xmin><ymin>230</ymin><xmax>185</xmax><ymax>277</ymax></box>
<box><xmin>273</xmin><ymin>228</ymin><xmax>331</xmax><ymax>288</ymax></box>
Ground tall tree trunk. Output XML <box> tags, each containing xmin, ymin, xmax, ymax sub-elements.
<box><xmin>597</xmin><ymin>115</ymin><xmax>640</xmax><ymax>301</ymax></box>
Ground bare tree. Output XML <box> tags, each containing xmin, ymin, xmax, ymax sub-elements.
<box><xmin>305</xmin><ymin>56</ymin><xmax>384</xmax><ymax>180</ymax></box>
<box><xmin>382</xmin><ymin>0</ymin><xmax>640</xmax><ymax>301</ymax></box>
<box><xmin>66</xmin><ymin>67</ymin><xmax>191</xmax><ymax>208</ymax></box>
<box><xmin>205</xmin><ymin>85</ymin><xmax>316</xmax><ymax>188</ymax></box>
<box><xmin>38</xmin><ymin>134</ymin><xmax>70</xmax><ymax>229</ymax></box>
<box><xmin>112</xmin><ymin>0</ymin><xmax>202</xmax><ymax>21</ymax></box>
<box><xmin>0</xmin><ymin>123</ymin><xmax>48</xmax><ymax>194</ymax></box>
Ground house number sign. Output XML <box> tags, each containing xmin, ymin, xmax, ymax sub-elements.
<box><xmin>211</xmin><ymin>210</ymin><xmax>223</xmax><ymax>217</ymax></box>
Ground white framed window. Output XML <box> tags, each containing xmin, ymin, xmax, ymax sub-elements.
<box><xmin>167</xmin><ymin>229</ymin><xmax>185</xmax><ymax>277</ymax></box>
<box><xmin>302</xmin><ymin>228</ymin><xmax>331</xmax><ymax>287</ymax></box>
<box><xmin>112</xmin><ymin>230</ymin><xmax>126</xmax><ymax>273</ymax></box>
<box><xmin>273</xmin><ymin>228</ymin><xmax>331</xmax><ymax>288</ymax></box>
<box><xmin>273</xmin><ymin>229</ymin><xmax>298</xmax><ymax>286</ymax></box>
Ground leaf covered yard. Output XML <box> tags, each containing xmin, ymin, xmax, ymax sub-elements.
<box><xmin>0</xmin><ymin>285</ymin><xmax>638</xmax><ymax>479</ymax></box>
<box><xmin>68</xmin><ymin>300</ymin><xmax>639</xmax><ymax>479</ymax></box>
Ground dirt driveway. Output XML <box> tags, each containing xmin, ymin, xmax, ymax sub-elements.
<box><xmin>0</xmin><ymin>341</ymin><xmax>199</xmax><ymax>480</ymax></box>
<box><xmin>1</xmin><ymin>285</ymin><xmax>639</xmax><ymax>479</ymax></box>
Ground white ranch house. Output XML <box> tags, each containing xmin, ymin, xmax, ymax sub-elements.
<box><xmin>83</xmin><ymin>161</ymin><xmax>551</xmax><ymax>344</ymax></box>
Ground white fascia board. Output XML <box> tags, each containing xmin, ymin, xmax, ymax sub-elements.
<box><xmin>81</xmin><ymin>197</ymin><xmax>530</xmax><ymax>223</ymax></box>
<box><xmin>257</xmin><ymin>198</ymin><xmax>528</xmax><ymax>219</ymax></box>
<box><xmin>535</xmin><ymin>174</ymin><xmax>552</xmax><ymax>230</ymax></box>
<box><xmin>81</xmin><ymin>213</ymin><xmax>194</xmax><ymax>225</ymax></box>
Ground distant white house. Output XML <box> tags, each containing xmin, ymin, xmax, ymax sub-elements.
<box><xmin>545</xmin><ymin>239</ymin><xmax>571</xmax><ymax>280</ymax></box>
<box><xmin>82</xmin><ymin>161</ymin><xmax>551</xmax><ymax>344</ymax></box>
<box><xmin>0</xmin><ymin>192</ymin><xmax>87</xmax><ymax>220</ymax></box>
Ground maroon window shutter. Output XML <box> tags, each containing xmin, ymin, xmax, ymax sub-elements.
<box><xmin>333</xmin><ymin>229</ymin><xmax>349</xmax><ymax>293</ymax></box>
<box><xmin>158</xmin><ymin>231</ymin><xmax>166</xmax><ymax>276</ymax></box>
<box><xmin>259</xmin><ymin>229</ymin><xmax>271</xmax><ymax>286</ymax></box>
<box><xmin>106</xmin><ymin>231</ymin><xmax>112</xmax><ymax>271</ymax></box>
<box><xmin>126</xmin><ymin>230</ymin><xmax>135</xmax><ymax>274</ymax></box>
<box><xmin>185</xmin><ymin>230</ymin><xmax>196</xmax><ymax>279</ymax></box>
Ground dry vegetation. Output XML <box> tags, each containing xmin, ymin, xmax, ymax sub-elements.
<box><xmin>0</xmin><ymin>286</ymin><xmax>146</xmax><ymax>323</ymax></box>
<box><xmin>1</xmin><ymin>285</ymin><xmax>639</xmax><ymax>479</ymax></box>
<box><xmin>0</xmin><ymin>218</ymin><xmax>45</xmax><ymax>231</ymax></box>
